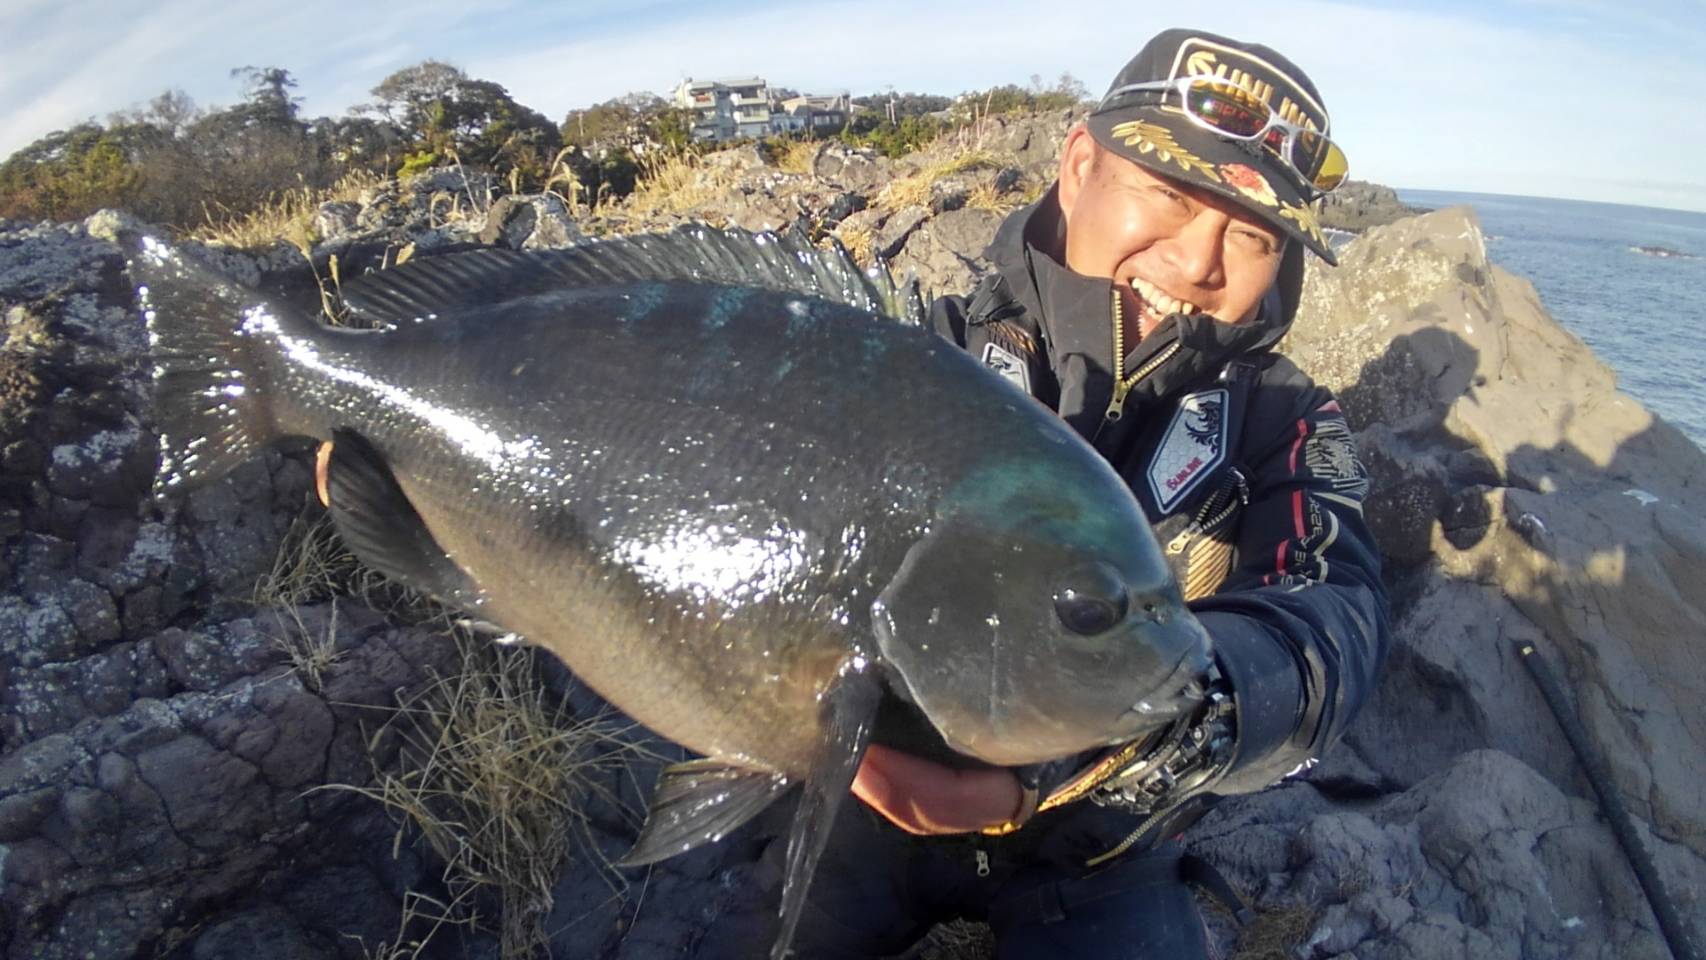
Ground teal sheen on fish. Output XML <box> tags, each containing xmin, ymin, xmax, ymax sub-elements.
<box><xmin>132</xmin><ymin>225</ymin><xmax>1212</xmax><ymax>959</ymax></box>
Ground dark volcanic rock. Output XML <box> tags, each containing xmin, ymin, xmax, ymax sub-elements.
<box><xmin>1189</xmin><ymin>206</ymin><xmax>1706</xmax><ymax>960</ymax></box>
<box><xmin>479</xmin><ymin>194</ymin><xmax>583</xmax><ymax>250</ymax></box>
<box><xmin>1318</xmin><ymin>179</ymin><xmax>1426</xmax><ymax>233</ymax></box>
<box><xmin>3</xmin><ymin>134</ymin><xmax>1703</xmax><ymax>960</ymax></box>
<box><xmin>0</xmin><ymin>217</ymin><xmax>478</xmax><ymax>960</ymax></box>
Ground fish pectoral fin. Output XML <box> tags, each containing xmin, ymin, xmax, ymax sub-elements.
<box><xmin>772</xmin><ymin>663</ymin><xmax>883</xmax><ymax>960</ymax></box>
<box><xmin>617</xmin><ymin>759</ymin><xmax>792</xmax><ymax>867</ymax></box>
<box><xmin>324</xmin><ymin>428</ymin><xmax>487</xmax><ymax>613</ymax></box>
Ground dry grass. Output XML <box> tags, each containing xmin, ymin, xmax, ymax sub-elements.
<box><xmin>773</xmin><ymin>138</ymin><xmax>820</xmax><ymax>176</ymax></box>
<box><xmin>268</xmin><ymin>599</ymin><xmax>349</xmax><ymax>694</ymax></box>
<box><xmin>615</xmin><ymin>150</ymin><xmax>739</xmax><ymax>221</ymax></box>
<box><xmin>322</xmin><ymin>631</ymin><xmax>649</xmax><ymax>959</ymax></box>
<box><xmin>541</xmin><ymin>145</ymin><xmax>588</xmax><ymax>215</ymax></box>
<box><xmin>192</xmin><ymin>169</ymin><xmax>385</xmax><ymax>251</ymax></box>
<box><xmin>876</xmin><ymin>148</ymin><xmax>999</xmax><ymax>213</ymax></box>
<box><xmin>253</xmin><ymin>509</ymin><xmax>423</xmax><ymax>618</ymax></box>
<box><xmin>831</xmin><ymin>222</ymin><xmax>876</xmax><ymax>266</ymax></box>
<box><xmin>1227</xmin><ymin>905</ymin><xmax>1319</xmax><ymax>960</ymax></box>
<box><xmin>256</xmin><ymin>509</ymin><xmax>648</xmax><ymax>958</ymax></box>
<box><xmin>351</xmin><ymin>889</ymin><xmax>470</xmax><ymax>960</ymax></box>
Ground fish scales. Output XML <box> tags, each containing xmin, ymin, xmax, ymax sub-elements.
<box><xmin>264</xmin><ymin>282</ymin><xmax>1047</xmax><ymax>772</ymax></box>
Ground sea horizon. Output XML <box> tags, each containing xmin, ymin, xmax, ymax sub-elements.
<box><xmin>1390</xmin><ymin>187</ymin><xmax>1706</xmax><ymax>451</ymax></box>
<box><xmin>1395</xmin><ymin>186</ymin><xmax>1706</xmax><ymax>223</ymax></box>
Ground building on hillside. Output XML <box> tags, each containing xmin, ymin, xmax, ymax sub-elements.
<box><xmin>673</xmin><ymin>77</ymin><xmax>773</xmax><ymax>142</ymax></box>
<box><xmin>674</xmin><ymin>78</ymin><xmax>853</xmax><ymax>141</ymax></box>
<box><xmin>774</xmin><ymin>94</ymin><xmax>851</xmax><ymax>135</ymax></box>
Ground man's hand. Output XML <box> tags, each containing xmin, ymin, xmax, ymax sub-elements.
<box><xmin>852</xmin><ymin>744</ymin><xmax>1026</xmax><ymax>835</ymax></box>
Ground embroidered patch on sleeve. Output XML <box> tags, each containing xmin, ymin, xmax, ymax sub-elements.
<box><xmin>1303</xmin><ymin>415</ymin><xmax>1371</xmax><ymax>501</ymax></box>
<box><xmin>1149</xmin><ymin>388</ymin><xmax>1228</xmax><ymax>513</ymax></box>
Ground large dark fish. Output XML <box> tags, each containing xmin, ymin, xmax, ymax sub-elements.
<box><xmin>133</xmin><ymin>227</ymin><xmax>1211</xmax><ymax>958</ymax></box>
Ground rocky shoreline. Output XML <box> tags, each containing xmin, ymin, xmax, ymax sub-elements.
<box><xmin>2</xmin><ymin>114</ymin><xmax>1702</xmax><ymax>959</ymax></box>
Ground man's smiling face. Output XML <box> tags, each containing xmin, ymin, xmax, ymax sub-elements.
<box><xmin>1056</xmin><ymin>125</ymin><xmax>1285</xmax><ymax>341</ymax></box>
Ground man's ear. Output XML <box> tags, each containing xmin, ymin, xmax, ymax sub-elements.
<box><xmin>1056</xmin><ymin>124</ymin><xmax>1098</xmax><ymax>227</ymax></box>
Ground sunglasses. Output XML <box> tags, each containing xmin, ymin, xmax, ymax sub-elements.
<box><xmin>1100</xmin><ymin>76</ymin><xmax>1349</xmax><ymax>194</ymax></box>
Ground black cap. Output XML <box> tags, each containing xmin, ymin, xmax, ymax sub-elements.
<box><xmin>1087</xmin><ymin>28</ymin><xmax>1339</xmax><ymax>265</ymax></box>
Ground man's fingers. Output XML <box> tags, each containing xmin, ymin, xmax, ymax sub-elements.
<box><xmin>852</xmin><ymin>744</ymin><xmax>1024</xmax><ymax>835</ymax></box>
<box><xmin>314</xmin><ymin>441</ymin><xmax>332</xmax><ymax>508</ymax></box>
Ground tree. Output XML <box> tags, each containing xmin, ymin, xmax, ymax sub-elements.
<box><xmin>369</xmin><ymin>59</ymin><xmax>466</xmax><ymax>129</ymax></box>
<box><xmin>369</xmin><ymin>63</ymin><xmax>560</xmax><ymax>184</ymax></box>
<box><xmin>229</xmin><ymin>66</ymin><xmax>304</xmax><ymax>129</ymax></box>
<box><xmin>560</xmin><ymin>95</ymin><xmax>654</xmax><ymax>153</ymax></box>
<box><xmin>0</xmin><ymin>123</ymin><xmax>147</xmax><ymax>221</ymax></box>
<box><xmin>108</xmin><ymin>89</ymin><xmax>200</xmax><ymax>138</ymax></box>
<box><xmin>1031</xmin><ymin>71</ymin><xmax>1091</xmax><ymax>109</ymax></box>
<box><xmin>851</xmin><ymin>91</ymin><xmax>951</xmax><ymax>122</ymax></box>
<box><xmin>312</xmin><ymin>115</ymin><xmax>405</xmax><ymax>168</ymax></box>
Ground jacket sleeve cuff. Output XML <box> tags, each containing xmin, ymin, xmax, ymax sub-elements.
<box><xmin>1197</xmin><ymin>610</ymin><xmax>1305</xmax><ymax>784</ymax></box>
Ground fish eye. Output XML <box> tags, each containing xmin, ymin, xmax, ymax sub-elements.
<box><xmin>1052</xmin><ymin>562</ymin><xmax>1130</xmax><ymax>636</ymax></box>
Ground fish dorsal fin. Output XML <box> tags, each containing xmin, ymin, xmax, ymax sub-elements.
<box><xmin>339</xmin><ymin>224</ymin><xmax>926</xmax><ymax>327</ymax></box>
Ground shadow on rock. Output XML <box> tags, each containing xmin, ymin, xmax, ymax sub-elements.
<box><xmin>1187</xmin><ymin>207</ymin><xmax>1706</xmax><ymax>960</ymax></box>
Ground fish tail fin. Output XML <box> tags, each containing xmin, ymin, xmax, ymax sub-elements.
<box><xmin>131</xmin><ymin>236</ymin><xmax>302</xmax><ymax>493</ymax></box>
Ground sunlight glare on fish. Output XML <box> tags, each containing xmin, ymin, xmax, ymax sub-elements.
<box><xmin>248</xmin><ymin>306</ymin><xmax>549</xmax><ymax>472</ymax></box>
<box><xmin>616</xmin><ymin>517</ymin><xmax>810</xmax><ymax>607</ymax></box>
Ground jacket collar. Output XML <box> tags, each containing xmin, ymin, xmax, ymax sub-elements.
<box><xmin>981</xmin><ymin>185</ymin><xmax>1303</xmax><ymax>443</ymax></box>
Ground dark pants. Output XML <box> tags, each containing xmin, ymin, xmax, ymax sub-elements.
<box><xmin>695</xmin><ymin>799</ymin><xmax>1210</xmax><ymax>960</ymax></box>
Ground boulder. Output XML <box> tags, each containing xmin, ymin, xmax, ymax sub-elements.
<box><xmin>1318</xmin><ymin>180</ymin><xmax>1426</xmax><ymax>233</ymax></box>
<box><xmin>1189</xmin><ymin>206</ymin><xmax>1706</xmax><ymax>959</ymax></box>
<box><xmin>813</xmin><ymin>143</ymin><xmax>891</xmax><ymax>193</ymax></box>
<box><xmin>478</xmin><ymin>194</ymin><xmax>582</xmax><ymax>250</ymax></box>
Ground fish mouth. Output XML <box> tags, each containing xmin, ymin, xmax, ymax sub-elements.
<box><xmin>1112</xmin><ymin>642</ymin><xmax>1214</xmax><ymax>731</ymax></box>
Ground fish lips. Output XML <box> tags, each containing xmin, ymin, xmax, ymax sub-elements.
<box><xmin>871</xmin><ymin>579</ymin><xmax>1213</xmax><ymax>769</ymax></box>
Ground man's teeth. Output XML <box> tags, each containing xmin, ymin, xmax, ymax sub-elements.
<box><xmin>1130</xmin><ymin>277</ymin><xmax>1200</xmax><ymax>318</ymax></box>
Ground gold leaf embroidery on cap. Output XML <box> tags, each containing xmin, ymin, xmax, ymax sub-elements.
<box><xmin>1278</xmin><ymin>198</ymin><xmax>1327</xmax><ymax>247</ymax></box>
<box><xmin>1219</xmin><ymin>163</ymin><xmax>1279</xmax><ymax>207</ymax></box>
<box><xmin>1109</xmin><ymin>120</ymin><xmax>1223</xmax><ymax>182</ymax></box>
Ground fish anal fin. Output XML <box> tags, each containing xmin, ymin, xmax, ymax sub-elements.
<box><xmin>324</xmin><ymin>428</ymin><xmax>487</xmax><ymax>613</ymax></box>
<box><xmin>617</xmin><ymin>759</ymin><xmax>791</xmax><ymax>867</ymax></box>
<box><xmin>772</xmin><ymin>662</ymin><xmax>882</xmax><ymax>960</ymax></box>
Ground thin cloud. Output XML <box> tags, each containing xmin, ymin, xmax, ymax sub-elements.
<box><xmin>2</xmin><ymin>0</ymin><xmax>1702</xmax><ymax>211</ymax></box>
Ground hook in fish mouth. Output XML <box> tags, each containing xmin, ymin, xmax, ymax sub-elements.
<box><xmin>1116</xmin><ymin>647</ymin><xmax>1213</xmax><ymax>727</ymax></box>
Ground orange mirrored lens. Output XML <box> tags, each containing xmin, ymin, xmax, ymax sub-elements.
<box><xmin>1184</xmin><ymin>83</ymin><xmax>1268</xmax><ymax>137</ymax></box>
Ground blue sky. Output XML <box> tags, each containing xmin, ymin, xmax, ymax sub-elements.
<box><xmin>4</xmin><ymin>0</ymin><xmax>1705</xmax><ymax>212</ymax></box>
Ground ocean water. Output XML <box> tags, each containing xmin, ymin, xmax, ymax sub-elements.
<box><xmin>1395</xmin><ymin>189</ymin><xmax>1706</xmax><ymax>450</ymax></box>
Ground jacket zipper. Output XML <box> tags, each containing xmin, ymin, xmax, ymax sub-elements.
<box><xmin>1167</xmin><ymin>469</ymin><xmax>1249</xmax><ymax>555</ymax></box>
<box><xmin>1103</xmin><ymin>288</ymin><xmax>1182</xmax><ymax>428</ymax></box>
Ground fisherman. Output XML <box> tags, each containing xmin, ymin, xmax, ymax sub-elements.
<box><xmin>302</xmin><ymin>27</ymin><xmax>1387</xmax><ymax>958</ymax></box>
<box><xmin>703</xmin><ymin>27</ymin><xmax>1389</xmax><ymax>958</ymax></box>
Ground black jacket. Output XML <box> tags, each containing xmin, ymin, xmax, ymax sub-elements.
<box><xmin>929</xmin><ymin>189</ymin><xmax>1389</xmax><ymax>812</ymax></box>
